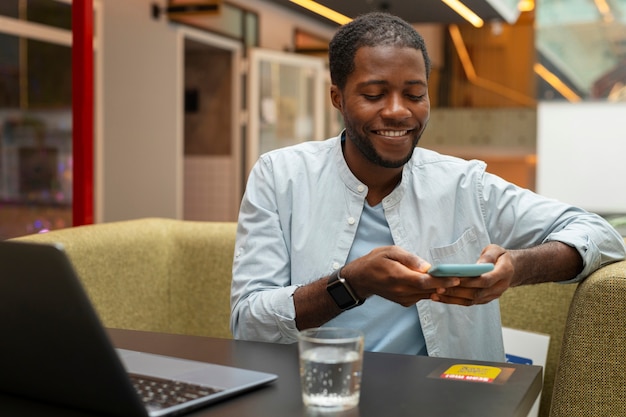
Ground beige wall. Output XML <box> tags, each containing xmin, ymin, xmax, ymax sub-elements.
<box><xmin>100</xmin><ymin>0</ymin><xmax>180</xmax><ymax>222</ymax></box>
<box><xmin>98</xmin><ymin>0</ymin><xmax>335</xmax><ymax>222</ymax></box>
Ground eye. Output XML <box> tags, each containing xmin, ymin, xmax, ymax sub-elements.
<box><xmin>363</xmin><ymin>94</ymin><xmax>383</xmax><ymax>100</ymax></box>
<box><xmin>407</xmin><ymin>94</ymin><xmax>426</xmax><ymax>101</ymax></box>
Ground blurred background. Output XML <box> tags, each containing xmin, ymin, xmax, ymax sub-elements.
<box><xmin>1</xmin><ymin>0</ymin><xmax>625</xmax><ymax>239</ymax></box>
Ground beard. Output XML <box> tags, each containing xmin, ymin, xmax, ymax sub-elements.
<box><xmin>344</xmin><ymin>121</ymin><xmax>423</xmax><ymax>169</ymax></box>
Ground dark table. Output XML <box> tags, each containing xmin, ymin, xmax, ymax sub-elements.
<box><xmin>0</xmin><ymin>328</ymin><xmax>542</xmax><ymax>417</ymax></box>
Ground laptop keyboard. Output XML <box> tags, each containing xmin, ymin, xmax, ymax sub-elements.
<box><xmin>129</xmin><ymin>373</ymin><xmax>224</xmax><ymax>410</ymax></box>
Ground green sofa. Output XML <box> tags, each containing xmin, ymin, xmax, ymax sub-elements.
<box><xmin>9</xmin><ymin>218</ymin><xmax>626</xmax><ymax>417</ymax></box>
<box><xmin>500</xmin><ymin>279</ymin><xmax>576</xmax><ymax>416</ymax></box>
<box><xmin>501</xmin><ymin>247</ymin><xmax>626</xmax><ymax>417</ymax></box>
<box><xmin>11</xmin><ymin>217</ymin><xmax>236</xmax><ymax>339</ymax></box>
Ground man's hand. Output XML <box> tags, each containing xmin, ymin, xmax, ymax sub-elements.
<box><xmin>429</xmin><ymin>244</ymin><xmax>512</xmax><ymax>306</ymax></box>
<box><xmin>429</xmin><ymin>241</ymin><xmax>583</xmax><ymax>306</ymax></box>
<box><xmin>340</xmin><ymin>246</ymin><xmax>461</xmax><ymax>307</ymax></box>
<box><xmin>294</xmin><ymin>245</ymin><xmax>460</xmax><ymax>330</ymax></box>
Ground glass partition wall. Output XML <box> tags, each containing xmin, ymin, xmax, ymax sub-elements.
<box><xmin>247</xmin><ymin>48</ymin><xmax>326</xmax><ymax>173</ymax></box>
<box><xmin>536</xmin><ymin>0</ymin><xmax>626</xmax><ymax>101</ymax></box>
<box><xmin>0</xmin><ymin>0</ymin><xmax>73</xmax><ymax>239</ymax></box>
<box><xmin>422</xmin><ymin>0</ymin><xmax>625</xmax><ymax>198</ymax></box>
<box><xmin>535</xmin><ymin>0</ymin><xmax>626</xmax><ymax>230</ymax></box>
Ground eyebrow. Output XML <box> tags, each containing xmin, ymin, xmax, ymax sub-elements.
<box><xmin>357</xmin><ymin>79</ymin><xmax>427</xmax><ymax>88</ymax></box>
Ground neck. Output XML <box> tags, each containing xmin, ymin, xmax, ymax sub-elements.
<box><xmin>342</xmin><ymin>138</ymin><xmax>403</xmax><ymax>206</ymax></box>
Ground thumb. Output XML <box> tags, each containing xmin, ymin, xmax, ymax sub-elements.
<box><xmin>386</xmin><ymin>246</ymin><xmax>431</xmax><ymax>273</ymax></box>
<box><xmin>406</xmin><ymin>254</ymin><xmax>432</xmax><ymax>273</ymax></box>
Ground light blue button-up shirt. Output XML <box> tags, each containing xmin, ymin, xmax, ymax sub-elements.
<box><xmin>230</xmin><ymin>134</ymin><xmax>626</xmax><ymax>361</ymax></box>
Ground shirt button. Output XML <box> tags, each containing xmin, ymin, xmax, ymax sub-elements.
<box><xmin>357</xmin><ymin>185</ymin><xmax>365</xmax><ymax>193</ymax></box>
<box><xmin>347</xmin><ymin>217</ymin><xmax>356</xmax><ymax>225</ymax></box>
<box><xmin>332</xmin><ymin>262</ymin><xmax>341</xmax><ymax>270</ymax></box>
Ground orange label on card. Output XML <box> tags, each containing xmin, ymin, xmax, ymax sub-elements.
<box><xmin>441</xmin><ymin>364</ymin><xmax>502</xmax><ymax>383</ymax></box>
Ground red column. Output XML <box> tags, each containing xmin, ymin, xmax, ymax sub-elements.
<box><xmin>72</xmin><ymin>0</ymin><xmax>94</xmax><ymax>225</ymax></box>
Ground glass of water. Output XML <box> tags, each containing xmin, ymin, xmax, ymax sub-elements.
<box><xmin>298</xmin><ymin>327</ymin><xmax>364</xmax><ymax>411</ymax></box>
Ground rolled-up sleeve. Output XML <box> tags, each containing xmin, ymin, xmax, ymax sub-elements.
<box><xmin>544</xmin><ymin>214</ymin><xmax>626</xmax><ymax>282</ymax></box>
<box><xmin>481</xmin><ymin>172</ymin><xmax>626</xmax><ymax>283</ymax></box>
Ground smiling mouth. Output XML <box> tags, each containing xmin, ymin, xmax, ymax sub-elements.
<box><xmin>375</xmin><ymin>130</ymin><xmax>411</xmax><ymax>137</ymax></box>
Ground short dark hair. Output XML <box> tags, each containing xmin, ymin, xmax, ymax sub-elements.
<box><xmin>328</xmin><ymin>12</ymin><xmax>432</xmax><ymax>90</ymax></box>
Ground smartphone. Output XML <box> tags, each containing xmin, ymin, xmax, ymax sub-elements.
<box><xmin>428</xmin><ymin>263</ymin><xmax>494</xmax><ymax>277</ymax></box>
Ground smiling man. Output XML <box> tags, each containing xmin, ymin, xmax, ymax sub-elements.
<box><xmin>229</xmin><ymin>12</ymin><xmax>626</xmax><ymax>361</ymax></box>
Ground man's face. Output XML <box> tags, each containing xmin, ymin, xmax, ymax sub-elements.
<box><xmin>331</xmin><ymin>45</ymin><xmax>430</xmax><ymax>169</ymax></box>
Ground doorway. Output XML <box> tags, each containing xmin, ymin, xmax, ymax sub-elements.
<box><xmin>181</xmin><ymin>30</ymin><xmax>242</xmax><ymax>222</ymax></box>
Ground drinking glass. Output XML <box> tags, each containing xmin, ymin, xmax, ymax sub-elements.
<box><xmin>298</xmin><ymin>327</ymin><xmax>364</xmax><ymax>411</ymax></box>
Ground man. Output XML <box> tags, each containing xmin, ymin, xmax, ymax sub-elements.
<box><xmin>230</xmin><ymin>12</ymin><xmax>626</xmax><ymax>361</ymax></box>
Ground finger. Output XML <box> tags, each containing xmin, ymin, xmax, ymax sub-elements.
<box><xmin>435</xmin><ymin>286</ymin><xmax>477</xmax><ymax>301</ymax></box>
<box><xmin>430</xmin><ymin>292</ymin><xmax>474</xmax><ymax>306</ymax></box>
<box><xmin>385</xmin><ymin>247</ymin><xmax>432</xmax><ymax>273</ymax></box>
<box><xmin>429</xmin><ymin>276</ymin><xmax>461</xmax><ymax>289</ymax></box>
<box><xmin>452</xmin><ymin>275</ymin><xmax>493</xmax><ymax>288</ymax></box>
<box><xmin>403</xmin><ymin>254</ymin><xmax>431</xmax><ymax>273</ymax></box>
<box><xmin>435</xmin><ymin>292</ymin><xmax>502</xmax><ymax>306</ymax></box>
<box><xmin>432</xmin><ymin>283</ymin><xmax>504</xmax><ymax>305</ymax></box>
<box><xmin>479</xmin><ymin>244</ymin><xmax>507</xmax><ymax>264</ymax></box>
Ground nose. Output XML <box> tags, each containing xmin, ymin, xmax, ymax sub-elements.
<box><xmin>380</xmin><ymin>93</ymin><xmax>412</xmax><ymax>120</ymax></box>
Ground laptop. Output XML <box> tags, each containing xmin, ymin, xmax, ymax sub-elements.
<box><xmin>0</xmin><ymin>240</ymin><xmax>277</xmax><ymax>417</ymax></box>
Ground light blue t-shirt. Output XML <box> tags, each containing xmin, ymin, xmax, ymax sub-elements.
<box><xmin>326</xmin><ymin>201</ymin><xmax>427</xmax><ymax>355</ymax></box>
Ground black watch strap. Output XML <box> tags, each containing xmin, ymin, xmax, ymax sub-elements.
<box><xmin>326</xmin><ymin>268</ymin><xmax>364</xmax><ymax>310</ymax></box>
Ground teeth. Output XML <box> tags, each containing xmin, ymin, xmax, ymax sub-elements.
<box><xmin>378</xmin><ymin>130</ymin><xmax>408</xmax><ymax>137</ymax></box>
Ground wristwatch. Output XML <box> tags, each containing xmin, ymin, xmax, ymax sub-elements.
<box><xmin>326</xmin><ymin>268</ymin><xmax>365</xmax><ymax>310</ymax></box>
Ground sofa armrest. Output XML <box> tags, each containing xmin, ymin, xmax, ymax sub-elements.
<box><xmin>550</xmin><ymin>257</ymin><xmax>626</xmax><ymax>417</ymax></box>
<box><xmin>167</xmin><ymin>220</ymin><xmax>236</xmax><ymax>339</ymax></box>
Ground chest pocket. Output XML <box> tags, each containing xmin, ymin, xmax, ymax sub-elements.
<box><xmin>429</xmin><ymin>228</ymin><xmax>483</xmax><ymax>264</ymax></box>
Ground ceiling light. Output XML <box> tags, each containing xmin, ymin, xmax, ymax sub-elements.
<box><xmin>518</xmin><ymin>0</ymin><xmax>534</xmax><ymax>12</ymax></box>
<box><xmin>593</xmin><ymin>0</ymin><xmax>614</xmax><ymax>23</ymax></box>
<box><xmin>534</xmin><ymin>63</ymin><xmax>581</xmax><ymax>103</ymax></box>
<box><xmin>289</xmin><ymin>0</ymin><xmax>352</xmax><ymax>25</ymax></box>
<box><xmin>441</xmin><ymin>0</ymin><xmax>484</xmax><ymax>27</ymax></box>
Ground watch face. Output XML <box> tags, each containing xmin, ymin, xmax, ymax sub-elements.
<box><xmin>328</xmin><ymin>279</ymin><xmax>359</xmax><ymax>310</ymax></box>
<box><xmin>330</xmin><ymin>285</ymin><xmax>358</xmax><ymax>308</ymax></box>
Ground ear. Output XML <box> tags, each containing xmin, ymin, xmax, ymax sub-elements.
<box><xmin>330</xmin><ymin>85</ymin><xmax>343</xmax><ymax>113</ymax></box>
